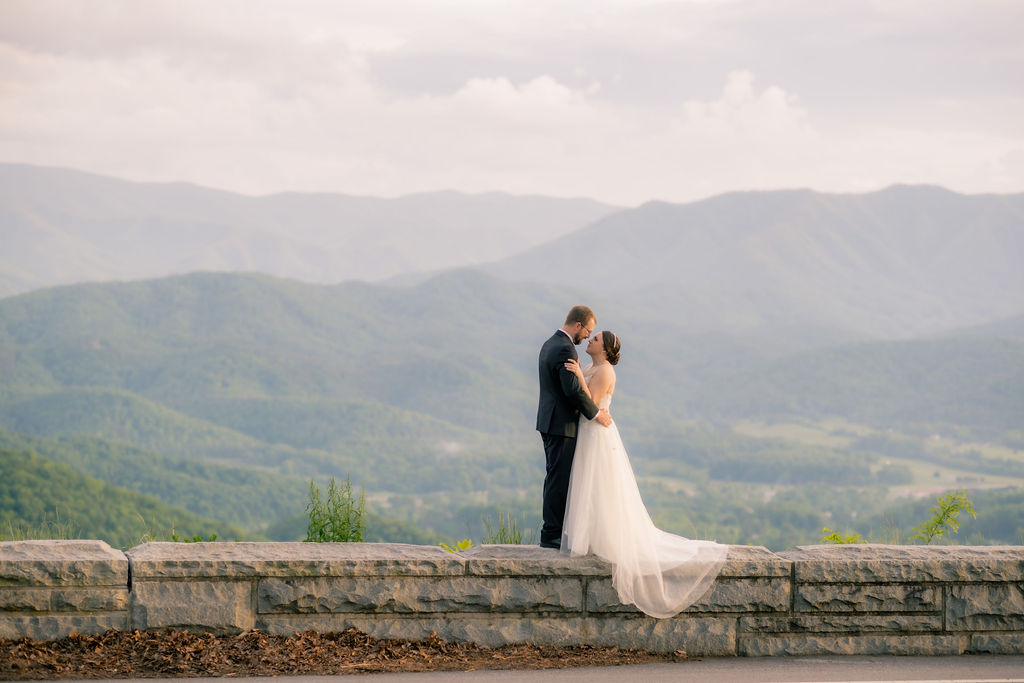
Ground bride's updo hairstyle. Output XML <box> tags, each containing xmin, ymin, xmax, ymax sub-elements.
<box><xmin>602</xmin><ymin>331</ymin><xmax>621</xmax><ymax>366</ymax></box>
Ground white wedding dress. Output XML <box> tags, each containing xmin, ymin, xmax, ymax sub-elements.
<box><xmin>561</xmin><ymin>386</ymin><xmax>728</xmax><ymax>619</ymax></box>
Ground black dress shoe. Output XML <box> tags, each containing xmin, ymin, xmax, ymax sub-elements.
<box><xmin>539</xmin><ymin>541</ymin><xmax>561</xmax><ymax>550</ymax></box>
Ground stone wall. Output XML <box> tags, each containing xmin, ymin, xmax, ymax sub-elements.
<box><xmin>2</xmin><ymin>540</ymin><xmax>1022</xmax><ymax>656</ymax></box>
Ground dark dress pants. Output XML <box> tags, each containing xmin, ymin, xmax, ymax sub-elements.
<box><xmin>540</xmin><ymin>432</ymin><xmax>577</xmax><ymax>548</ymax></box>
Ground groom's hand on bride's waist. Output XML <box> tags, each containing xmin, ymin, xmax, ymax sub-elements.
<box><xmin>595</xmin><ymin>409</ymin><xmax>612</xmax><ymax>427</ymax></box>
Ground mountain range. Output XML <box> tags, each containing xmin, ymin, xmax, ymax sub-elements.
<box><xmin>1</xmin><ymin>164</ymin><xmax>1023</xmax><ymax>546</ymax></box>
<box><xmin>0</xmin><ymin>163</ymin><xmax>618</xmax><ymax>298</ymax></box>
<box><xmin>488</xmin><ymin>185</ymin><xmax>1024</xmax><ymax>338</ymax></box>
<box><xmin>5</xmin><ymin>164</ymin><xmax>1022</xmax><ymax>341</ymax></box>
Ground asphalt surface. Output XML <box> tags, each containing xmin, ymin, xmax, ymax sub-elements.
<box><xmin>74</xmin><ymin>654</ymin><xmax>1024</xmax><ymax>682</ymax></box>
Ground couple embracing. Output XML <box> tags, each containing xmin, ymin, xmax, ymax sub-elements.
<box><xmin>536</xmin><ymin>305</ymin><xmax>728</xmax><ymax>619</ymax></box>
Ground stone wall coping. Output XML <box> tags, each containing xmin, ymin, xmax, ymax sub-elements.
<box><xmin>0</xmin><ymin>540</ymin><xmax>127</xmax><ymax>587</ymax></box>
<box><xmin>462</xmin><ymin>545</ymin><xmax>788</xmax><ymax>578</ymax></box>
<box><xmin>123</xmin><ymin>542</ymin><xmax>791</xmax><ymax>579</ymax></box>
<box><xmin>718</xmin><ymin>546</ymin><xmax>792</xmax><ymax>577</ymax></box>
<box><xmin>126</xmin><ymin>542</ymin><xmax>465</xmax><ymax>578</ymax></box>
<box><xmin>3</xmin><ymin>541</ymin><xmax>1018</xmax><ymax>584</ymax></box>
<box><xmin>778</xmin><ymin>544</ymin><xmax>1024</xmax><ymax>583</ymax></box>
<box><xmin>461</xmin><ymin>545</ymin><xmax>611</xmax><ymax>576</ymax></box>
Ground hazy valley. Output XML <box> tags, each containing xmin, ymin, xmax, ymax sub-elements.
<box><xmin>1</xmin><ymin>165</ymin><xmax>1023</xmax><ymax>549</ymax></box>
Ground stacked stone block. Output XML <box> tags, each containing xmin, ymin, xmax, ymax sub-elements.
<box><xmin>2</xmin><ymin>540</ymin><xmax>1023</xmax><ymax>655</ymax></box>
<box><xmin>754</xmin><ymin>544</ymin><xmax>1024</xmax><ymax>655</ymax></box>
<box><xmin>0</xmin><ymin>540</ymin><xmax>128</xmax><ymax>640</ymax></box>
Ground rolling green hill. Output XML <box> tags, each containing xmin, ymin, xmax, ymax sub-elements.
<box><xmin>0</xmin><ymin>430</ymin><xmax>448</xmax><ymax>546</ymax></box>
<box><xmin>694</xmin><ymin>336</ymin><xmax>1024</xmax><ymax>437</ymax></box>
<box><xmin>0</xmin><ymin>447</ymin><xmax>242</xmax><ymax>547</ymax></box>
<box><xmin>2</xmin><ymin>270</ymin><xmax>1023</xmax><ymax>548</ymax></box>
<box><xmin>0</xmin><ymin>429</ymin><xmax>309</xmax><ymax>529</ymax></box>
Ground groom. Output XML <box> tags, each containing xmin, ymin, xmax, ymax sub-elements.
<box><xmin>536</xmin><ymin>304</ymin><xmax>612</xmax><ymax>549</ymax></box>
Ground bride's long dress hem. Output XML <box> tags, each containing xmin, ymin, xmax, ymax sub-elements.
<box><xmin>560</xmin><ymin>395</ymin><xmax>728</xmax><ymax>620</ymax></box>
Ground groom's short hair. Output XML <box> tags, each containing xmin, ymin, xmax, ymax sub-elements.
<box><xmin>565</xmin><ymin>305</ymin><xmax>595</xmax><ymax>326</ymax></box>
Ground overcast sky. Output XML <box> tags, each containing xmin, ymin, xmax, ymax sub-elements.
<box><xmin>1</xmin><ymin>0</ymin><xmax>1022</xmax><ymax>206</ymax></box>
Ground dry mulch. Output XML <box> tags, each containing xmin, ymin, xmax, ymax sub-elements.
<box><xmin>1</xmin><ymin>628</ymin><xmax>683</xmax><ymax>678</ymax></box>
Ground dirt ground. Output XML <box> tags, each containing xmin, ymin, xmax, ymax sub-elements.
<box><xmin>0</xmin><ymin>628</ymin><xmax>683</xmax><ymax>678</ymax></box>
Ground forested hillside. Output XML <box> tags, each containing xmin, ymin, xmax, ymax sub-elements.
<box><xmin>0</xmin><ymin>429</ymin><xmax>309</xmax><ymax>529</ymax></box>
<box><xmin>0</xmin><ymin>447</ymin><xmax>237</xmax><ymax>547</ymax></box>
<box><xmin>1</xmin><ymin>269</ymin><xmax>1022</xmax><ymax>548</ymax></box>
<box><xmin>693</xmin><ymin>336</ymin><xmax>1024</xmax><ymax>438</ymax></box>
<box><xmin>3</xmin><ymin>179</ymin><xmax>1023</xmax><ymax>548</ymax></box>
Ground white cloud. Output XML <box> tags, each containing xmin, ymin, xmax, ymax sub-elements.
<box><xmin>0</xmin><ymin>0</ymin><xmax>1022</xmax><ymax>204</ymax></box>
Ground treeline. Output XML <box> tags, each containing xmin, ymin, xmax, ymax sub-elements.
<box><xmin>375</xmin><ymin>483</ymin><xmax>1024</xmax><ymax>551</ymax></box>
<box><xmin>0</xmin><ymin>429</ymin><xmax>309</xmax><ymax>529</ymax></box>
<box><xmin>0</xmin><ymin>448</ymin><xmax>239</xmax><ymax>548</ymax></box>
<box><xmin>693</xmin><ymin>336</ymin><xmax>1024</xmax><ymax>441</ymax></box>
<box><xmin>4</xmin><ymin>430</ymin><xmax>1021</xmax><ymax>551</ymax></box>
<box><xmin>854</xmin><ymin>433</ymin><xmax>1024</xmax><ymax>479</ymax></box>
<box><xmin>0</xmin><ymin>430</ymin><xmax>454</xmax><ymax>547</ymax></box>
<box><xmin>2</xmin><ymin>272</ymin><xmax>1022</xmax><ymax>550</ymax></box>
<box><xmin>621</xmin><ymin>482</ymin><xmax>1024</xmax><ymax>550</ymax></box>
<box><xmin>0</xmin><ymin>389</ymin><xmax>539</xmax><ymax>497</ymax></box>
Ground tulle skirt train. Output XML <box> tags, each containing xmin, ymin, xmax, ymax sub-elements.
<box><xmin>561</xmin><ymin>412</ymin><xmax>727</xmax><ymax>618</ymax></box>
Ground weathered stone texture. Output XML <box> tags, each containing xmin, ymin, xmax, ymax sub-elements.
<box><xmin>131</xmin><ymin>580</ymin><xmax>255</xmax><ymax>633</ymax></box>
<box><xmin>0</xmin><ymin>540</ymin><xmax>127</xmax><ymax>586</ymax></box>
<box><xmin>739</xmin><ymin>633</ymin><xmax>968</xmax><ymax>657</ymax></box>
<box><xmin>969</xmin><ymin>633</ymin><xmax>1024</xmax><ymax>654</ymax></box>
<box><xmin>127</xmin><ymin>542</ymin><xmax>464</xmax><ymax>579</ymax></box>
<box><xmin>0</xmin><ymin>586</ymin><xmax>128</xmax><ymax>612</ymax></box>
<box><xmin>947</xmin><ymin>583</ymin><xmax>1024</xmax><ymax>631</ymax></box>
<box><xmin>741</xmin><ymin>614</ymin><xmax>944</xmax><ymax>634</ymax></box>
<box><xmin>0</xmin><ymin>613</ymin><xmax>129</xmax><ymax>640</ymax></box>
<box><xmin>258</xmin><ymin>576</ymin><xmax>582</xmax><ymax>613</ymax></box>
<box><xmin>717</xmin><ymin>546</ymin><xmax>792</xmax><ymax>578</ymax></box>
<box><xmin>780</xmin><ymin>545</ymin><xmax>1024</xmax><ymax>583</ymax></box>
<box><xmin>795</xmin><ymin>583</ymin><xmax>939</xmax><ymax>612</ymax></box>
<box><xmin>587</xmin><ymin>577</ymin><xmax>789</xmax><ymax>614</ymax></box>
<box><xmin>585</xmin><ymin>616</ymin><xmax>736</xmax><ymax>655</ymax></box>
<box><xmin>461</xmin><ymin>545</ymin><xmax>610</xmax><ymax>576</ymax></box>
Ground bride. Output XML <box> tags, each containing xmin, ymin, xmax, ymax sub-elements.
<box><xmin>562</xmin><ymin>330</ymin><xmax>728</xmax><ymax>618</ymax></box>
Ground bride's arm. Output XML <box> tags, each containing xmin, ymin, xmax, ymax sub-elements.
<box><xmin>563</xmin><ymin>360</ymin><xmax>615</xmax><ymax>408</ymax></box>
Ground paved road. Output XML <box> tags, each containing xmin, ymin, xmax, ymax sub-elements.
<box><xmin>79</xmin><ymin>655</ymin><xmax>1024</xmax><ymax>682</ymax></box>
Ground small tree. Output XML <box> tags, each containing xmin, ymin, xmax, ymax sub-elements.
<box><xmin>910</xmin><ymin>489</ymin><xmax>975</xmax><ymax>544</ymax></box>
<box><xmin>304</xmin><ymin>476</ymin><xmax>365</xmax><ymax>542</ymax></box>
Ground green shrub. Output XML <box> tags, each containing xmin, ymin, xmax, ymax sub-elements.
<box><xmin>821</xmin><ymin>527</ymin><xmax>864</xmax><ymax>544</ymax></box>
<box><xmin>481</xmin><ymin>506</ymin><xmax>534</xmax><ymax>544</ymax></box>
<box><xmin>304</xmin><ymin>476</ymin><xmax>365</xmax><ymax>542</ymax></box>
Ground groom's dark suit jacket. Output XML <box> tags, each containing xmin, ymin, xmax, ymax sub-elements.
<box><xmin>536</xmin><ymin>331</ymin><xmax>600</xmax><ymax>438</ymax></box>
